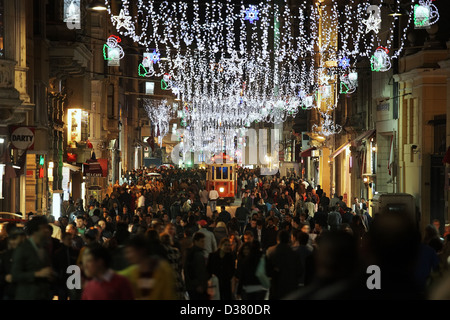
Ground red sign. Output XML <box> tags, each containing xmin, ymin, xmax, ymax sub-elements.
<box><xmin>83</xmin><ymin>158</ymin><xmax>108</xmax><ymax>177</ymax></box>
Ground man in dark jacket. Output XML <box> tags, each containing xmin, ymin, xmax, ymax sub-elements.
<box><xmin>217</xmin><ymin>206</ymin><xmax>231</xmax><ymax>225</ymax></box>
<box><xmin>263</xmin><ymin>218</ymin><xmax>278</xmax><ymax>252</ymax></box>
<box><xmin>184</xmin><ymin>232</ymin><xmax>209</xmax><ymax>300</ymax></box>
<box><xmin>235</xmin><ymin>203</ymin><xmax>250</xmax><ymax>235</ymax></box>
<box><xmin>265</xmin><ymin>230</ymin><xmax>302</xmax><ymax>300</ymax></box>
<box><xmin>11</xmin><ymin>216</ymin><xmax>55</xmax><ymax>300</ymax></box>
<box><xmin>0</xmin><ymin>228</ymin><xmax>26</xmax><ymax>300</ymax></box>
<box><xmin>320</xmin><ymin>192</ymin><xmax>330</xmax><ymax>211</ymax></box>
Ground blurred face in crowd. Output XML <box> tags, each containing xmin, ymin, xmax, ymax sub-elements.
<box><xmin>82</xmin><ymin>250</ymin><xmax>104</xmax><ymax>279</ymax></box>
<box><xmin>65</xmin><ymin>224</ymin><xmax>77</xmax><ymax>236</ymax></box>
<box><xmin>106</xmin><ymin>216</ymin><xmax>112</xmax><ymax>223</ymax></box>
<box><xmin>166</xmin><ymin>225</ymin><xmax>176</xmax><ymax>237</ymax></box>
<box><xmin>9</xmin><ymin>234</ymin><xmax>26</xmax><ymax>249</ymax></box>
<box><xmin>301</xmin><ymin>224</ymin><xmax>310</xmax><ymax>234</ymax></box>
<box><xmin>220</xmin><ymin>240</ymin><xmax>232</xmax><ymax>253</ymax></box>
<box><xmin>243</xmin><ymin>233</ymin><xmax>254</xmax><ymax>243</ymax></box>
<box><xmin>124</xmin><ymin>245</ymin><xmax>146</xmax><ymax>265</ymax></box>
<box><xmin>433</xmin><ymin>220</ymin><xmax>441</xmax><ymax>232</ymax></box>
<box><xmin>98</xmin><ymin>220</ymin><xmax>106</xmax><ymax>230</ymax></box>
<box><xmin>76</xmin><ymin>218</ymin><xmax>84</xmax><ymax>229</ymax></box>
<box><xmin>194</xmin><ymin>237</ymin><xmax>206</xmax><ymax>249</ymax></box>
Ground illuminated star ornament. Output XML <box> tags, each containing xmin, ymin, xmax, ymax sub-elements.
<box><xmin>318</xmin><ymin>72</ymin><xmax>331</xmax><ymax>86</ymax></box>
<box><xmin>339</xmin><ymin>56</ymin><xmax>350</xmax><ymax>69</ymax></box>
<box><xmin>363</xmin><ymin>5</ymin><xmax>382</xmax><ymax>34</ymax></box>
<box><xmin>244</xmin><ymin>6</ymin><xmax>259</xmax><ymax>24</ymax></box>
<box><xmin>112</xmin><ymin>9</ymin><xmax>133</xmax><ymax>31</ymax></box>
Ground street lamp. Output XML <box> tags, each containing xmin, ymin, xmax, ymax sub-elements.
<box><xmin>86</xmin><ymin>0</ymin><xmax>107</xmax><ymax>11</ymax></box>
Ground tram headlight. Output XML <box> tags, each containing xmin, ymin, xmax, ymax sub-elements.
<box><xmin>219</xmin><ymin>187</ymin><xmax>225</xmax><ymax>193</ymax></box>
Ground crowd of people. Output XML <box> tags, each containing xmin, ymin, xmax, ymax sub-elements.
<box><xmin>1</xmin><ymin>165</ymin><xmax>450</xmax><ymax>300</ymax></box>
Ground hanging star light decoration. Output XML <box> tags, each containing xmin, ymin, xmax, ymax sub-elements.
<box><xmin>112</xmin><ymin>9</ymin><xmax>133</xmax><ymax>31</ymax></box>
<box><xmin>103</xmin><ymin>0</ymin><xmax>417</xmax><ymax>153</ymax></box>
<box><xmin>318</xmin><ymin>73</ymin><xmax>331</xmax><ymax>86</ymax></box>
<box><xmin>244</xmin><ymin>5</ymin><xmax>259</xmax><ymax>24</ymax></box>
<box><xmin>363</xmin><ymin>5</ymin><xmax>382</xmax><ymax>34</ymax></box>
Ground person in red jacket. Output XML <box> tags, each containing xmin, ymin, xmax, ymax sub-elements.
<box><xmin>81</xmin><ymin>244</ymin><xmax>134</xmax><ymax>300</ymax></box>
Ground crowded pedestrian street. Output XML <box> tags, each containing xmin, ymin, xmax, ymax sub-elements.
<box><xmin>0</xmin><ymin>0</ymin><xmax>450</xmax><ymax>306</ymax></box>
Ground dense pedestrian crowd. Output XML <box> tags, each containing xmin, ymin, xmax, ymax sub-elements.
<box><xmin>1</xmin><ymin>166</ymin><xmax>450</xmax><ymax>300</ymax></box>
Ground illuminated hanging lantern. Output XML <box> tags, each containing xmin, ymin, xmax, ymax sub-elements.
<box><xmin>370</xmin><ymin>47</ymin><xmax>392</xmax><ymax>72</ymax></box>
<box><xmin>103</xmin><ymin>35</ymin><xmax>124</xmax><ymax>66</ymax></box>
<box><xmin>138</xmin><ymin>52</ymin><xmax>156</xmax><ymax>77</ymax></box>
<box><xmin>301</xmin><ymin>95</ymin><xmax>315</xmax><ymax>110</ymax></box>
<box><xmin>340</xmin><ymin>71</ymin><xmax>358</xmax><ymax>94</ymax></box>
<box><xmin>161</xmin><ymin>73</ymin><xmax>173</xmax><ymax>90</ymax></box>
<box><xmin>312</xmin><ymin>112</ymin><xmax>342</xmax><ymax>137</ymax></box>
<box><xmin>414</xmin><ymin>0</ymin><xmax>439</xmax><ymax>29</ymax></box>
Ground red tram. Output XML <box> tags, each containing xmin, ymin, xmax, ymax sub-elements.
<box><xmin>206</xmin><ymin>153</ymin><xmax>237</xmax><ymax>204</ymax></box>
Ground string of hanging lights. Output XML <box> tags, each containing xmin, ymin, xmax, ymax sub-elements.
<box><xmin>102</xmin><ymin>0</ymin><xmax>431</xmax><ymax>154</ymax></box>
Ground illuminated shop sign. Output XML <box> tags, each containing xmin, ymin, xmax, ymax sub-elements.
<box><xmin>10</xmin><ymin>126</ymin><xmax>35</xmax><ymax>150</ymax></box>
<box><xmin>67</xmin><ymin>109</ymin><xmax>89</xmax><ymax>145</ymax></box>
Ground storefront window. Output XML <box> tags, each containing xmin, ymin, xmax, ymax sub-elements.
<box><xmin>67</xmin><ymin>109</ymin><xmax>89</xmax><ymax>145</ymax></box>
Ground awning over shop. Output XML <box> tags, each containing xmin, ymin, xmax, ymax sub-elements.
<box><xmin>63</xmin><ymin>163</ymin><xmax>81</xmax><ymax>171</ymax></box>
<box><xmin>351</xmin><ymin>129</ymin><xmax>376</xmax><ymax>146</ymax></box>
<box><xmin>329</xmin><ymin>141</ymin><xmax>351</xmax><ymax>160</ymax></box>
<box><xmin>300</xmin><ymin>147</ymin><xmax>317</xmax><ymax>158</ymax></box>
<box><xmin>83</xmin><ymin>159</ymin><xmax>107</xmax><ymax>177</ymax></box>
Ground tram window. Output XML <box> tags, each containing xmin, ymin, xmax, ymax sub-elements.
<box><xmin>212</xmin><ymin>167</ymin><xmax>215</xmax><ymax>180</ymax></box>
<box><xmin>216</xmin><ymin>166</ymin><xmax>222</xmax><ymax>179</ymax></box>
<box><xmin>229</xmin><ymin>166</ymin><xmax>232</xmax><ymax>177</ymax></box>
<box><xmin>222</xmin><ymin>167</ymin><xmax>228</xmax><ymax>180</ymax></box>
